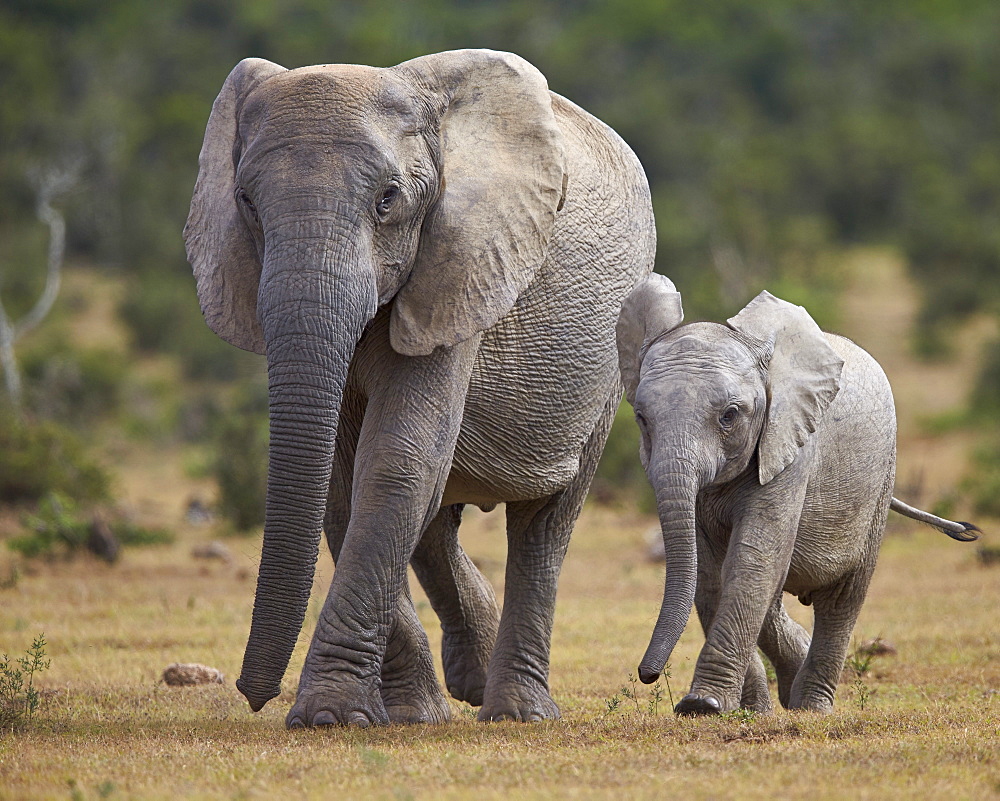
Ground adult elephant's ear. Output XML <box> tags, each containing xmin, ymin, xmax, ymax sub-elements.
<box><xmin>727</xmin><ymin>291</ymin><xmax>844</xmax><ymax>485</ymax></box>
<box><xmin>389</xmin><ymin>49</ymin><xmax>567</xmax><ymax>356</ymax></box>
<box><xmin>184</xmin><ymin>58</ymin><xmax>285</xmax><ymax>355</ymax></box>
<box><xmin>615</xmin><ymin>274</ymin><xmax>684</xmax><ymax>406</ymax></box>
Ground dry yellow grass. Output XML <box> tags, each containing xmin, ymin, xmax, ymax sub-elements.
<box><xmin>1</xmin><ymin>505</ymin><xmax>998</xmax><ymax>800</ymax></box>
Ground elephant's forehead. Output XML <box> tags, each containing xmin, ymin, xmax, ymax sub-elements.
<box><xmin>639</xmin><ymin>329</ymin><xmax>759</xmax><ymax>402</ymax></box>
<box><xmin>245</xmin><ymin>65</ymin><xmax>422</xmax><ymax>128</ymax></box>
<box><xmin>653</xmin><ymin>328</ymin><xmax>752</xmax><ymax>368</ymax></box>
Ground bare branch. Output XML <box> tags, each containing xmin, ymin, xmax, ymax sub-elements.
<box><xmin>0</xmin><ymin>158</ymin><xmax>83</xmax><ymax>406</ymax></box>
<box><xmin>0</xmin><ymin>300</ymin><xmax>23</xmax><ymax>407</ymax></box>
<box><xmin>15</xmin><ymin>160</ymin><xmax>83</xmax><ymax>339</ymax></box>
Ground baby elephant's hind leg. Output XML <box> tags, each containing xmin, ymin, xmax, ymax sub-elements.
<box><xmin>758</xmin><ymin>593</ymin><xmax>811</xmax><ymax>709</ymax></box>
<box><xmin>788</xmin><ymin>570</ymin><xmax>872</xmax><ymax>712</ymax></box>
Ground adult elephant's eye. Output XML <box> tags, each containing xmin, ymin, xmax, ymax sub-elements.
<box><xmin>377</xmin><ymin>183</ymin><xmax>399</xmax><ymax>217</ymax></box>
<box><xmin>235</xmin><ymin>188</ymin><xmax>259</xmax><ymax>224</ymax></box>
<box><xmin>719</xmin><ymin>406</ymin><xmax>739</xmax><ymax>427</ymax></box>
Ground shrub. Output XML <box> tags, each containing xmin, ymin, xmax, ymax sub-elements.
<box><xmin>963</xmin><ymin>434</ymin><xmax>1000</xmax><ymax>518</ymax></box>
<box><xmin>7</xmin><ymin>492</ymin><xmax>174</xmax><ymax>560</ymax></box>
<box><xmin>970</xmin><ymin>338</ymin><xmax>1000</xmax><ymax>417</ymax></box>
<box><xmin>8</xmin><ymin>492</ymin><xmax>90</xmax><ymax>558</ymax></box>
<box><xmin>0</xmin><ymin>413</ymin><xmax>110</xmax><ymax>504</ymax></box>
<box><xmin>119</xmin><ymin>270</ymin><xmax>255</xmax><ymax>381</ymax></box>
<box><xmin>0</xmin><ymin>633</ymin><xmax>50</xmax><ymax>732</ymax></box>
<box><xmin>20</xmin><ymin>347</ymin><xmax>128</xmax><ymax>424</ymax></box>
<box><xmin>211</xmin><ymin>384</ymin><xmax>268</xmax><ymax>532</ymax></box>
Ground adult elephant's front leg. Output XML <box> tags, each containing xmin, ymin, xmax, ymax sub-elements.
<box><xmin>479</xmin><ymin>391</ymin><xmax>617</xmax><ymax>722</ymax></box>
<box><xmin>287</xmin><ymin>338</ymin><xmax>479</xmax><ymax>728</ymax></box>
<box><xmin>317</xmin><ymin>409</ymin><xmax>450</xmax><ymax>726</ymax></box>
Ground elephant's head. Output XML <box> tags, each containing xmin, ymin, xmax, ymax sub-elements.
<box><xmin>184</xmin><ymin>50</ymin><xmax>567</xmax><ymax>711</ymax></box>
<box><xmin>616</xmin><ymin>277</ymin><xmax>844</xmax><ymax>683</ymax></box>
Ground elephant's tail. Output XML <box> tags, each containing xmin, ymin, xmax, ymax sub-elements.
<box><xmin>889</xmin><ymin>497</ymin><xmax>981</xmax><ymax>542</ymax></box>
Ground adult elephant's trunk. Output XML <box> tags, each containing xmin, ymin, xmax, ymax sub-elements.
<box><xmin>236</xmin><ymin>226</ymin><xmax>377</xmax><ymax>712</ymax></box>
<box><xmin>638</xmin><ymin>458</ymin><xmax>700</xmax><ymax>684</ymax></box>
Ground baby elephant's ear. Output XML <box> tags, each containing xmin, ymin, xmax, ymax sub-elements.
<box><xmin>727</xmin><ymin>291</ymin><xmax>844</xmax><ymax>485</ymax></box>
<box><xmin>616</xmin><ymin>274</ymin><xmax>684</xmax><ymax>406</ymax></box>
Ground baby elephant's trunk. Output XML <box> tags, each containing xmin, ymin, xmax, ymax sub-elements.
<box><xmin>639</xmin><ymin>466</ymin><xmax>700</xmax><ymax>684</ymax></box>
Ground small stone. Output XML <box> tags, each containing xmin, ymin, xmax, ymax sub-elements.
<box><xmin>191</xmin><ymin>541</ymin><xmax>232</xmax><ymax>562</ymax></box>
<box><xmin>645</xmin><ymin>525</ymin><xmax>665</xmax><ymax>562</ymax></box>
<box><xmin>162</xmin><ymin>663</ymin><xmax>225</xmax><ymax>686</ymax></box>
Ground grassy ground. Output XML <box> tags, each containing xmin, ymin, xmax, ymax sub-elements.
<box><xmin>2</xmin><ymin>250</ymin><xmax>998</xmax><ymax>798</ymax></box>
<box><xmin>1</xmin><ymin>506</ymin><xmax>997</xmax><ymax>800</ymax></box>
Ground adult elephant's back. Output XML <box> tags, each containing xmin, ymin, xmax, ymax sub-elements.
<box><xmin>448</xmin><ymin>92</ymin><xmax>656</xmax><ymax>505</ymax></box>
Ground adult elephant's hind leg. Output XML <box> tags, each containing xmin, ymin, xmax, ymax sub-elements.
<box><xmin>411</xmin><ymin>504</ymin><xmax>500</xmax><ymax>706</ymax></box>
<box><xmin>478</xmin><ymin>391</ymin><xmax>618</xmax><ymax>722</ymax></box>
<box><xmin>379</xmin><ymin>579</ymin><xmax>452</xmax><ymax>723</ymax></box>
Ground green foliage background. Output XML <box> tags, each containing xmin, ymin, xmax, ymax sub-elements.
<box><xmin>3</xmin><ymin>1</ymin><xmax>999</xmax><ymax>319</ymax></box>
<box><xmin>2</xmin><ymin>0</ymin><xmax>1000</xmax><ymax>515</ymax></box>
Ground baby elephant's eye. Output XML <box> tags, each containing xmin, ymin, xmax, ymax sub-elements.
<box><xmin>719</xmin><ymin>406</ymin><xmax>740</xmax><ymax>427</ymax></box>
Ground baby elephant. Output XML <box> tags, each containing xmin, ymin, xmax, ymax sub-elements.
<box><xmin>616</xmin><ymin>275</ymin><xmax>979</xmax><ymax>715</ymax></box>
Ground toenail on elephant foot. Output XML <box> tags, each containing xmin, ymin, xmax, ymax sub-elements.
<box><xmin>674</xmin><ymin>693</ymin><xmax>722</xmax><ymax>716</ymax></box>
<box><xmin>478</xmin><ymin>708</ymin><xmax>554</xmax><ymax>723</ymax></box>
<box><xmin>477</xmin><ymin>686</ymin><xmax>561</xmax><ymax>723</ymax></box>
<box><xmin>383</xmin><ymin>700</ymin><xmax>451</xmax><ymax>725</ymax></box>
<box><xmin>284</xmin><ymin>691</ymin><xmax>388</xmax><ymax>729</ymax></box>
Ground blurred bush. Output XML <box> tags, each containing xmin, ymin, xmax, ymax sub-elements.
<box><xmin>963</xmin><ymin>438</ymin><xmax>1000</xmax><ymax>518</ymax></box>
<box><xmin>211</xmin><ymin>382</ymin><xmax>268</xmax><ymax>532</ymax></box>
<box><xmin>962</xmin><ymin>341</ymin><xmax>1000</xmax><ymax>515</ymax></box>
<box><xmin>0</xmin><ymin>411</ymin><xmax>110</xmax><ymax>504</ymax></box>
<box><xmin>19</xmin><ymin>347</ymin><xmax>126</xmax><ymax>424</ymax></box>
<box><xmin>7</xmin><ymin>492</ymin><xmax>173</xmax><ymax>560</ymax></box>
<box><xmin>119</xmin><ymin>270</ymin><xmax>249</xmax><ymax>381</ymax></box>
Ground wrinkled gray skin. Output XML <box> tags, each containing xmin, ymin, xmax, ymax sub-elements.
<box><xmin>184</xmin><ymin>49</ymin><xmax>655</xmax><ymax>727</ymax></box>
<box><xmin>617</xmin><ymin>276</ymin><xmax>978</xmax><ymax>715</ymax></box>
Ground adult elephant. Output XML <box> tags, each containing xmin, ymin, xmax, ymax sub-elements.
<box><xmin>185</xmin><ymin>49</ymin><xmax>655</xmax><ymax>727</ymax></box>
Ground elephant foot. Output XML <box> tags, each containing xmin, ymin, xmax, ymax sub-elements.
<box><xmin>286</xmin><ymin>681</ymin><xmax>390</xmax><ymax>729</ymax></box>
<box><xmin>674</xmin><ymin>693</ymin><xmax>722</xmax><ymax>717</ymax></box>
<box><xmin>788</xmin><ymin>673</ymin><xmax>837</xmax><ymax>713</ymax></box>
<box><xmin>441</xmin><ymin>632</ymin><xmax>492</xmax><ymax>706</ymax></box>
<box><xmin>380</xmin><ymin>676</ymin><xmax>451</xmax><ymax>724</ymax></box>
<box><xmin>740</xmin><ymin>687</ymin><xmax>774</xmax><ymax>715</ymax></box>
<box><xmin>382</xmin><ymin>698</ymin><xmax>451</xmax><ymax>725</ymax></box>
<box><xmin>478</xmin><ymin>675</ymin><xmax>561</xmax><ymax>723</ymax></box>
<box><xmin>787</xmin><ymin>690</ymin><xmax>835</xmax><ymax>713</ymax></box>
<box><xmin>740</xmin><ymin>658</ymin><xmax>774</xmax><ymax>714</ymax></box>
